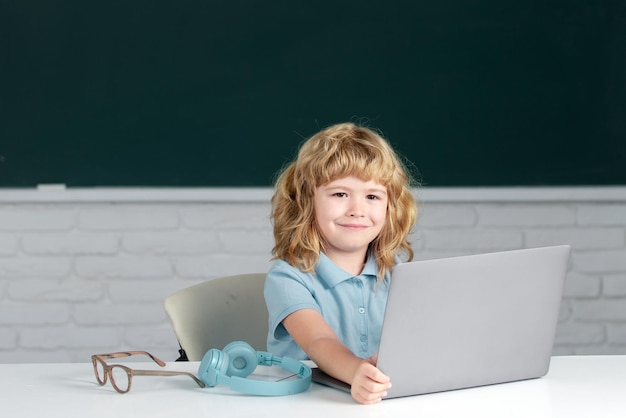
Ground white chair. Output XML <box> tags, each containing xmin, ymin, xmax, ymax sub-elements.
<box><xmin>164</xmin><ymin>273</ymin><xmax>268</xmax><ymax>361</ymax></box>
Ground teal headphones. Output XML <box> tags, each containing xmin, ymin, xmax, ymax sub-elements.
<box><xmin>197</xmin><ymin>341</ymin><xmax>312</xmax><ymax>396</ymax></box>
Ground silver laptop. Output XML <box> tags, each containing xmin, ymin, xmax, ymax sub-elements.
<box><xmin>312</xmin><ymin>245</ymin><xmax>571</xmax><ymax>399</ymax></box>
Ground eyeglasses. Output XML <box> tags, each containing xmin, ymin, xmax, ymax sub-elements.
<box><xmin>91</xmin><ymin>351</ymin><xmax>206</xmax><ymax>393</ymax></box>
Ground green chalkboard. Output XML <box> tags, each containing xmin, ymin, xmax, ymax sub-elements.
<box><xmin>1</xmin><ymin>1</ymin><xmax>624</xmax><ymax>187</ymax></box>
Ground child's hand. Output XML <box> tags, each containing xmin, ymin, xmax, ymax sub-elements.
<box><xmin>350</xmin><ymin>356</ymin><xmax>392</xmax><ymax>404</ymax></box>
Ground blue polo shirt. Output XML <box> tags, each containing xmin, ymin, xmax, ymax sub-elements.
<box><xmin>264</xmin><ymin>253</ymin><xmax>391</xmax><ymax>360</ymax></box>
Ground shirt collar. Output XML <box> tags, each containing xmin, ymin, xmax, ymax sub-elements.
<box><xmin>315</xmin><ymin>252</ymin><xmax>378</xmax><ymax>288</ymax></box>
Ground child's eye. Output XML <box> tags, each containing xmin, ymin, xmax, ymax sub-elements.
<box><xmin>367</xmin><ymin>194</ymin><xmax>380</xmax><ymax>200</ymax></box>
<box><xmin>333</xmin><ymin>192</ymin><xmax>347</xmax><ymax>198</ymax></box>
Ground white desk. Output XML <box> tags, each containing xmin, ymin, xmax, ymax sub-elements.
<box><xmin>2</xmin><ymin>355</ymin><xmax>625</xmax><ymax>417</ymax></box>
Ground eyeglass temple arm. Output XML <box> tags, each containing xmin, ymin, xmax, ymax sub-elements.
<box><xmin>93</xmin><ymin>351</ymin><xmax>167</xmax><ymax>367</ymax></box>
<box><xmin>132</xmin><ymin>370</ymin><xmax>206</xmax><ymax>388</ymax></box>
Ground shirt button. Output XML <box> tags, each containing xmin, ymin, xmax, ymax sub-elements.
<box><xmin>358</xmin><ymin>307</ymin><xmax>365</xmax><ymax>314</ymax></box>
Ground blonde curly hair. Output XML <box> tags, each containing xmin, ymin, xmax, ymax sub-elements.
<box><xmin>271</xmin><ymin>122</ymin><xmax>418</xmax><ymax>280</ymax></box>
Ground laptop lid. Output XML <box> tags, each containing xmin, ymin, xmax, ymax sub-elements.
<box><xmin>377</xmin><ymin>245</ymin><xmax>570</xmax><ymax>399</ymax></box>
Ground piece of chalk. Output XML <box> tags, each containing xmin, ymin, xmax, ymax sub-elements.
<box><xmin>36</xmin><ymin>184</ymin><xmax>67</xmax><ymax>191</ymax></box>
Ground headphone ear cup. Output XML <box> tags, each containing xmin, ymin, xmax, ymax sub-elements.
<box><xmin>223</xmin><ymin>341</ymin><xmax>258</xmax><ymax>378</ymax></box>
<box><xmin>198</xmin><ymin>348</ymin><xmax>230</xmax><ymax>387</ymax></box>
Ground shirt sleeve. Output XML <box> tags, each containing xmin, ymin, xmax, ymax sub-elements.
<box><xmin>263</xmin><ymin>260</ymin><xmax>321</xmax><ymax>350</ymax></box>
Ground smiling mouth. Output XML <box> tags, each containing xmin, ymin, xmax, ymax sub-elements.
<box><xmin>340</xmin><ymin>224</ymin><xmax>369</xmax><ymax>230</ymax></box>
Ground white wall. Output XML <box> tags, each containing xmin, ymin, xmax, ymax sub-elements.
<box><xmin>1</xmin><ymin>187</ymin><xmax>625</xmax><ymax>363</ymax></box>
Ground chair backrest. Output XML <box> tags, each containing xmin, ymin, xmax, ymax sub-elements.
<box><xmin>164</xmin><ymin>273</ymin><xmax>268</xmax><ymax>361</ymax></box>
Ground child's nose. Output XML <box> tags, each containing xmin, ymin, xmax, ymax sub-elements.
<box><xmin>348</xmin><ymin>200</ymin><xmax>365</xmax><ymax>217</ymax></box>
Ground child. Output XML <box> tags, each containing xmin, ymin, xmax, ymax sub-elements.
<box><xmin>264</xmin><ymin>122</ymin><xmax>418</xmax><ymax>404</ymax></box>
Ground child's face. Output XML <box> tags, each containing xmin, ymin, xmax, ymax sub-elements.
<box><xmin>313</xmin><ymin>176</ymin><xmax>388</xmax><ymax>262</ymax></box>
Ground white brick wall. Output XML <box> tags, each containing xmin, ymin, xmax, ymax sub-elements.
<box><xmin>0</xmin><ymin>187</ymin><xmax>625</xmax><ymax>363</ymax></box>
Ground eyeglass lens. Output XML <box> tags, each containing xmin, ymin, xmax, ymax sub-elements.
<box><xmin>93</xmin><ymin>359</ymin><xmax>107</xmax><ymax>385</ymax></box>
<box><xmin>110</xmin><ymin>366</ymin><xmax>131</xmax><ymax>393</ymax></box>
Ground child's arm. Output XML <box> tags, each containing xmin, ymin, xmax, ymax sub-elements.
<box><xmin>282</xmin><ymin>308</ymin><xmax>391</xmax><ymax>404</ymax></box>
